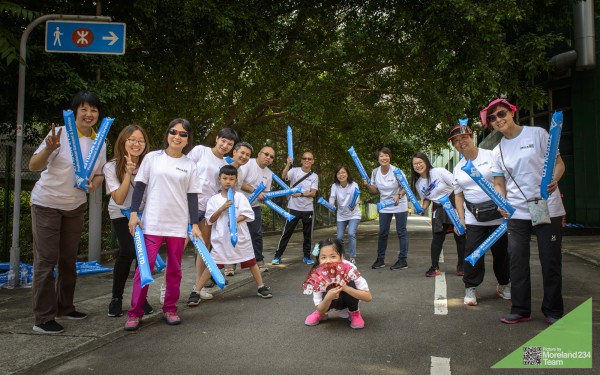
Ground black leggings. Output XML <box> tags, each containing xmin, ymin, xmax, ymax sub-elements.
<box><xmin>111</xmin><ymin>218</ymin><xmax>137</xmax><ymax>299</ymax></box>
<box><xmin>431</xmin><ymin>224</ymin><xmax>466</xmax><ymax>269</ymax></box>
<box><xmin>328</xmin><ymin>282</ymin><xmax>360</xmax><ymax>312</ymax></box>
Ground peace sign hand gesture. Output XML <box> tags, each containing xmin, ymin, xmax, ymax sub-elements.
<box><xmin>45</xmin><ymin>123</ymin><xmax>62</xmax><ymax>151</ymax></box>
<box><xmin>124</xmin><ymin>151</ymin><xmax>136</xmax><ymax>175</ymax></box>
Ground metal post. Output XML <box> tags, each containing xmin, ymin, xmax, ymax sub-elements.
<box><xmin>9</xmin><ymin>14</ymin><xmax>111</xmax><ymax>288</ymax></box>
<box><xmin>2</xmin><ymin>146</ymin><xmax>11</xmax><ymax>261</ymax></box>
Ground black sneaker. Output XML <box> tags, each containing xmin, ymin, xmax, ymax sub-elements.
<box><xmin>187</xmin><ymin>291</ymin><xmax>201</xmax><ymax>306</ymax></box>
<box><xmin>143</xmin><ymin>299</ymin><xmax>154</xmax><ymax>315</ymax></box>
<box><xmin>390</xmin><ymin>259</ymin><xmax>408</xmax><ymax>270</ymax></box>
<box><xmin>56</xmin><ymin>310</ymin><xmax>88</xmax><ymax>320</ymax></box>
<box><xmin>257</xmin><ymin>285</ymin><xmax>273</xmax><ymax>298</ymax></box>
<box><xmin>371</xmin><ymin>259</ymin><xmax>385</xmax><ymax>269</ymax></box>
<box><xmin>108</xmin><ymin>298</ymin><xmax>123</xmax><ymax>317</ymax></box>
<box><xmin>33</xmin><ymin>320</ymin><xmax>65</xmax><ymax>334</ymax></box>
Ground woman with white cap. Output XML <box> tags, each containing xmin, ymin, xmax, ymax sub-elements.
<box><xmin>449</xmin><ymin>122</ymin><xmax>510</xmax><ymax>307</ymax></box>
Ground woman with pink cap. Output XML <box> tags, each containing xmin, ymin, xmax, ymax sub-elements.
<box><xmin>482</xmin><ymin>98</ymin><xmax>565</xmax><ymax>325</ymax></box>
<box><xmin>449</xmin><ymin>122</ymin><xmax>510</xmax><ymax>307</ymax></box>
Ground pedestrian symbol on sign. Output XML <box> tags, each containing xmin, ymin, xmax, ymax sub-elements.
<box><xmin>72</xmin><ymin>28</ymin><xmax>94</xmax><ymax>47</ymax></box>
<box><xmin>53</xmin><ymin>27</ymin><xmax>63</xmax><ymax>46</ymax></box>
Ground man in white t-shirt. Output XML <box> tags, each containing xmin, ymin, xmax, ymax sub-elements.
<box><xmin>240</xmin><ymin>146</ymin><xmax>275</xmax><ymax>267</ymax></box>
<box><xmin>272</xmin><ymin>152</ymin><xmax>319</xmax><ymax>265</ymax></box>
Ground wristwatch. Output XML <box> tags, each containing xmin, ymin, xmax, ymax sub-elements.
<box><xmin>300</xmin><ymin>192</ymin><xmax>304</xmax><ymax>197</ymax></box>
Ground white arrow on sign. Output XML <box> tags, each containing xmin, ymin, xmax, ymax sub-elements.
<box><xmin>102</xmin><ymin>31</ymin><xmax>119</xmax><ymax>46</ymax></box>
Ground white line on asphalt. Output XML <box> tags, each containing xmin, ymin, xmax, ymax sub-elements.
<box><xmin>430</xmin><ymin>356</ymin><xmax>451</xmax><ymax>375</ymax></box>
<box><xmin>439</xmin><ymin>249</ymin><xmax>444</xmax><ymax>263</ymax></box>
<box><xmin>434</xmin><ymin>272</ymin><xmax>448</xmax><ymax>315</ymax></box>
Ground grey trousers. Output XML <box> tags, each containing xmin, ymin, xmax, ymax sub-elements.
<box><xmin>31</xmin><ymin>203</ymin><xmax>86</xmax><ymax>324</ymax></box>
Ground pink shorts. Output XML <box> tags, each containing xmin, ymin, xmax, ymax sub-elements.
<box><xmin>217</xmin><ymin>258</ymin><xmax>257</xmax><ymax>269</ymax></box>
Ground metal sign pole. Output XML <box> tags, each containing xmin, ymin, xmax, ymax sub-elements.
<box><xmin>8</xmin><ymin>14</ymin><xmax>110</xmax><ymax>288</ymax></box>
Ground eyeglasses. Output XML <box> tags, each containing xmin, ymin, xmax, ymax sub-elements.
<box><xmin>302</xmin><ymin>157</ymin><xmax>313</xmax><ymax>161</ymax></box>
<box><xmin>261</xmin><ymin>151</ymin><xmax>275</xmax><ymax>159</ymax></box>
<box><xmin>413</xmin><ymin>162</ymin><xmax>425</xmax><ymax>167</ymax></box>
<box><xmin>127</xmin><ymin>138</ymin><xmax>146</xmax><ymax>146</ymax></box>
<box><xmin>486</xmin><ymin>110</ymin><xmax>509</xmax><ymax>124</ymax></box>
<box><xmin>168</xmin><ymin>128</ymin><xmax>189</xmax><ymax>138</ymax></box>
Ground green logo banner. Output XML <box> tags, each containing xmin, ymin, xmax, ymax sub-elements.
<box><xmin>492</xmin><ymin>298</ymin><xmax>592</xmax><ymax>369</ymax></box>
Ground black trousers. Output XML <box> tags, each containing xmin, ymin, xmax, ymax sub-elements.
<box><xmin>275</xmin><ymin>209</ymin><xmax>313</xmax><ymax>258</ymax></box>
<box><xmin>463</xmin><ymin>224</ymin><xmax>510</xmax><ymax>288</ymax></box>
<box><xmin>329</xmin><ymin>281</ymin><xmax>360</xmax><ymax>312</ymax></box>
<box><xmin>247</xmin><ymin>206</ymin><xmax>264</xmax><ymax>262</ymax></box>
<box><xmin>111</xmin><ymin>218</ymin><xmax>137</xmax><ymax>299</ymax></box>
<box><xmin>430</xmin><ymin>225</ymin><xmax>466</xmax><ymax>269</ymax></box>
<box><xmin>507</xmin><ymin>217</ymin><xmax>563</xmax><ymax>318</ymax></box>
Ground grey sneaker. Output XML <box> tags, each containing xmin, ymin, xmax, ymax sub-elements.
<box><xmin>187</xmin><ymin>291</ymin><xmax>201</xmax><ymax>306</ymax></box>
<box><xmin>390</xmin><ymin>259</ymin><xmax>408</xmax><ymax>270</ymax></box>
<box><xmin>257</xmin><ymin>285</ymin><xmax>273</xmax><ymax>298</ymax></box>
<box><xmin>496</xmin><ymin>284</ymin><xmax>511</xmax><ymax>300</ymax></box>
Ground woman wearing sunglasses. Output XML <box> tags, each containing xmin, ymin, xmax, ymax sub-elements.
<box><xmin>124</xmin><ymin>119</ymin><xmax>203</xmax><ymax>330</ymax></box>
<box><xmin>411</xmin><ymin>152</ymin><xmax>466</xmax><ymax>278</ymax></box>
<box><xmin>482</xmin><ymin>98</ymin><xmax>566</xmax><ymax>325</ymax></box>
<box><xmin>448</xmin><ymin>123</ymin><xmax>510</xmax><ymax>307</ymax></box>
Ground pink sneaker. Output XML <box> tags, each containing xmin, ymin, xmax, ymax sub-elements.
<box><xmin>348</xmin><ymin>310</ymin><xmax>364</xmax><ymax>329</ymax></box>
<box><xmin>124</xmin><ymin>316</ymin><xmax>140</xmax><ymax>331</ymax></box>
<box><xmin>304</xmin><ymin>310</ymin><xmax>328</xmax><ymax>326</ymax></box>
<box><xmin>163</xmin><ymin>312</ymin><xmax>181</xmax><ymax>325</ymax></box>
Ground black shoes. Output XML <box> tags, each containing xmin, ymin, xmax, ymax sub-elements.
<box><xmin>108</xmin><ymin>298</ymin><xmax>123</xmax><ymax>317</ymax></box>
<box><xmin>56</xmin><ymin>310</ymin><xmax>88</xmax><ymax>320</ymax></box>
<box><xmin>371</xmin><ymin>259</ymin><xmax>385</xmax><ymax>269</ymax></box>
<box><xmin>143</xmin><ymin>299</ymin><xmax>154</xmax><ymax>315</ymax></box>
<box><xmin>33</xmin><ymin>320</ymin><xmax>65</xmax><ymax>334</ymax></box>
<box><xmin>500</xmin><ymin>313</ymin><xmax>532</xmax><ymax>324</ymax></box>
<box><xmin>390</xmin><ymin>259</ymin><xmax>408</xmax><ymax>270</ymax></box>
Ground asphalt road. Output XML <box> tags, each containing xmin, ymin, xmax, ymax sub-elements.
<box><xmin>44</xmin><ymin>219</ymin><xmax>599</xmax><ymax>374</ymax></box>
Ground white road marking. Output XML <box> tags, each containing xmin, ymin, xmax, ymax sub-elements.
<box><xmin>439</xmin><ymin>249</ymin><xmax>444</xmax><ymax>263</ymax></box>
<box><xmin>434</xmin><ymin>272</ymin><xmax>448</xmax><ymax>315</ymax></box>
<box><xmin>430</xmin><ymin>356</ymin><xmax>451</xmax><ymax>375</ymax></box>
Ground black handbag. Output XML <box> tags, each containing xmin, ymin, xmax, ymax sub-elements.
<box><xmin>464</xmin><ymin>199</ymin><xmax>503</xmax><ymax>222</ymax></box>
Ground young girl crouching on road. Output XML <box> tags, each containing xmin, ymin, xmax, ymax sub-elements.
<box><xmin>304</xmin><ymin>238</ymin><xmax>372</xmax><ymax>329</ymax></box>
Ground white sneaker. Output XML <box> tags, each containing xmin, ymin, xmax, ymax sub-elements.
<box><xmin>464</xmin><ymin>287</ymin><xmax>478</xmax><ymax>306</ymax></box>
<box><xmin>224</xmin><ymin>267</ymin><xmax>235</xmax><ymax>277</ymax></box>
<box><xmin>496</xmin><ymin>284</ymin><xmax>511</xmax><ymax>300</ymax></box>
<box><xmin>200</xmin><ymin>287</ymin><xmax>214</xmax><ymax>300</ymax></box>
<box><xmin>333</xmin><ymin>308</ymin><xmax>349</xmax><ymax>319</ymax></box>
<box><xmin>159</xmin><ymin>283</ymin><xmax>166</xmax><ymax>305</ymax></box>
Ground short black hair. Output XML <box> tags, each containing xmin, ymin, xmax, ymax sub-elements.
<box><xmin>217</xmin><ymin>128</ymin><xmax>240</xmax><ymax>143</ymax></box>
<box><xmin>234</xmin><ymin>141</ymin><xmax>254</xmax><ymax>152</ymax></box>
<box><xmin>219</xmin><ymin>164</ymin><xmax>238</xmax><ymax>177</ymax></box>
<box><xmin>70</xmin><ymin>90</ymin><xmax>104</xmax><ymax>120</ymax></box>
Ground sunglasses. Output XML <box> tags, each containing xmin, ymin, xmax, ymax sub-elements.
<box><xmin>168</xmin><ymin>128</ymin><xmax>189</xmax><ymax>138</ymax></box>
<box><xmin>486</xmin><ymin>110</ymin><xmax>509</xmax><ymax>124</ymax></box>
<box><xmin>302</xmin><ymin>157</ymin><xmax>313</xmax><ymax>161</ymax></box>
<box><xmin>261</xmin><ymin>151</ymin><xmax>275</xmax><ymax>159</ymax></box>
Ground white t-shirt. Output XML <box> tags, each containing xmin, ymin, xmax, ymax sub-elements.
<box><xmin>415</xmin><ymin>167</ymin><xmax>454</xmax><ymax>203</ymax></box>
<box><xmin>286</xmin><ymin>168</ymin><xmax>319</xmax><ymax>211</ymax></box>
<box><xmin>312</xmin><ymin>260</ymin><xmax>369</xmax><ymax>306</ymax></box>
<box><xmin>103</xmin><ymin>160</ymin><xmax>145</xmax><ymax>220</ymax></box>
<box><xmin>206</xmin><ymin>191</ymin><xmax>255</xmax><ymax>264</ymax></box>
<box><xmin>187</xmin><ymin>145</ymin><xmax>227</xmax><ymax>211</ymax></box>
<box><xmin>30</xmin><ymin>126</ymin><xmax>106</xmax><ymax>210</ymax></box>
<box><xmin>453</xmin><ymin>149</ymin><xmax>504</xmax><ymax>226</ymax></box>
<box><xmin>370</xmin><ymin>166</ymin><xmax>408</xmax><ymax>213</ymax></box>
<box><xmin>240</xmin><ymin>158</ymin><xmax>273</xmax><ymax>207</ymax></box>
<box><xmin>329</xmin><ymin>182</ymin><xmax>362</xmax><ymax>221</ymax></box>
<box><xmin>491</xmin><ymin>126</ymin><xmax>566</xmax><ymax>220</ymax></box>
<box><xmin>135</xmin><ymin>150</ymin><xmax>202</xmax><ymax>237</ymax></box>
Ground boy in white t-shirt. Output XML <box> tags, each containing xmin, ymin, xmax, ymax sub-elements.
<box><xmin>190</xmin><ymin>165</ymin><xmax>272</xmax><ymax>301</ymax></box>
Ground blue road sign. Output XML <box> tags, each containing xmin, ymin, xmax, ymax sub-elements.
<box><xmin>45</xmin><ymin>21</ymin><xmax>126</xmax><ymax>55</ymax></box>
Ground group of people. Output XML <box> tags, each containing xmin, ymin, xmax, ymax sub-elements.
<box><xmin>27</xmin><ymin>90</ymin><xmax>564</xmax><ymax>335</ymax></box>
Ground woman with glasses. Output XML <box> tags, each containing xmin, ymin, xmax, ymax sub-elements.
<box><xmin>364</xmin><ymin>147</ymin><xmax>409</xmax><ymax>270</ymax></box>
<box><xmin>448</xmin><ymin>123</ymin><xmax>510</xmax><ymax>306</ymax></box>
<box><xmin>411</xmin><ymin>152</ymin><xmax>466</xmax><ymax>278</ymax></box>
<box><xmin>482</xmin><ymin>98</ymin><xmax>566</xmax><ymax>325</ymax></box>
<box><xmin>124</xmin><ymin>119</ymin><xmax>203</xmax><ymax>331</ymax></box>
<box><xmin>104</xmin><ymin>125</ymin><xmax>154</xmax><ymax>318</ymax></box>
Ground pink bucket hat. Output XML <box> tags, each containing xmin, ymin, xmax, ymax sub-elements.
<box><xmin>480</xmin><ymin>98</ymin><xmax>517</xmax><ymax>126</ymax></box>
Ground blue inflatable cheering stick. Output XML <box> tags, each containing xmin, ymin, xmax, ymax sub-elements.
<box><xmin>393</xmin><ymin>169</ymin><xmax>423</xmax><ymax>214</ymax></box>
<box><xmin>541</xmin><ymin>111</ymin><xmax>563</xmax><ymax>200</ymax></box>
<box><xmin>287</xmin><ymin>125</ymin><xmax>294</xmax><ymax>164</ymax></box>
<box><xmin>317</xmin><ymin>197</ymin><xmax>336</xmax><ymax>212</ymax></box>
<box><xmin>188</xmin><ymin>224</ymin><xmax>226</xmax><ymax>290</ymax></box>
<box><xmin>120</xmin><ymin>209</ymin><xmax>154</xmax><ymax>288</ymax></box>
<box><xmin>227</xmin><ymin>188</ymin><xmax>238</xmax><ymax>247</ymax></box>
<box><xmin>348</xmin><ymin>146</ymin><xmax>370</xmax><ymax>184</ymax></box>
<box><xmin>248</xmin><ymin>181</ymin><xmax>266</xmax><ymax>204</ymax></box>
<box><xmin>439</xmin><ymin>194</ymin><xmax>466</xmax><ymax>236</ymax></box>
